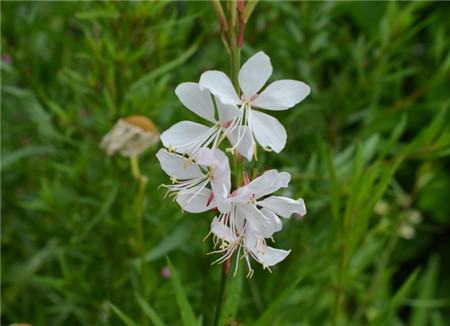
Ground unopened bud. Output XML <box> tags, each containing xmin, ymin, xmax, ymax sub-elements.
<box><xmin>398</xmin><ymin>224</ymin><xmax>415</xmax><ymax>240</ymax></box>
<box><xmin>407</xmin><ymin>210</ymin><xmax>422</xmax><ymax>225</ymax></box>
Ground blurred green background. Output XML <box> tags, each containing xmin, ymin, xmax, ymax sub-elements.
<box><xmin>2</xmin><ymin>1</ymin><xmax>450</xmax><ymax>325</ymax></box>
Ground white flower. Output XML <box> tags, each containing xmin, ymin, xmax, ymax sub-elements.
<box><xmin>160</xmin><ymin>82</ymin><xmax>240</xmax><ymax>160</ymax></box>
<box><xmin>199</xmin><ymin>51</ymin><xmax>311</xmax><ymax>160</ymax></box>
<box><xmin>101</xmin><ymin>115</ymin><xmax>159</xmax><ymax>157</ymax></box>
<box><xmin>209</xmin><ymin>169</ymin><xmax>306</xmax><ymax>276</ymax></box>
<box><xmin>156</xmin><ymin>148</ymin><xmax>231</xmax><ymax>213</ymax></box>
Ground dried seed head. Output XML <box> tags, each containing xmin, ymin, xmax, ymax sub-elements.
<box><xmin>100</xmin><ymin>115</ymin><xmax>159</xmax><ymax>157</ymax></box>
<box><xmin>124</xmin><ymin>115</ymin><xmax>159</xmax><ymax>135</ymax></box>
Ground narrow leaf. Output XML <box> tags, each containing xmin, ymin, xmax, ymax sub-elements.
<box><xmin>253</xmin><ymin>275</ymin><xmax>303</xmax><ymax>326</ymax></box>
<box><xmin>109</xmin><ymin>303</ymin><xmax>138</xmax><ymax>326</ymax></box>
<box><xmin>166</xmin><ymin>257</ymin><xmax>198</xmax><ymax>326</ymax></box>
<box><xmin>136</xmin><ymin>294</ymin><xmax>166</xmax><ymax>326</ymax></box>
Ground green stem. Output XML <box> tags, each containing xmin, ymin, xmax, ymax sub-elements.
<box><xmin>213</xmin><ymin>2</ymin><xmax>243</xmax><ymax>324</ymax></box>
<box><xmin>130</xmin><ymin>156</ymin><xmax>149</xmax><ymax>302</ymax></box>
<box><xmin>213</xmin><ymin>264</ymin><xmax>229</xmax><ymax>326</ymax></box>
<box><xmin>231</xmin><ymin>47</ymin><xmax>241</xmax><ymax>93</ymax></box>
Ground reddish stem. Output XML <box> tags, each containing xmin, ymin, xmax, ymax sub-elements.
<box><xmin>237</xmin><ymin>0</ymin><xmax>245</xmax><ymax>48</ymax></box>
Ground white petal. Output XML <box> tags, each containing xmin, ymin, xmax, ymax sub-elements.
<box><xmin>213</xmin><ymin>149</ymin><xmax>231</xmax><ymax>194</ymax></box>
<box><xmin>253</xmin><ymin>80</ymin><xmax>311</xmax><ymax>110</ymax></box>
<box><xmin>244</xmin><ymin>229</ymin><xmax>290</xmax><ymax>267</ymax></box>
<box><xmin>195</xmin><ymin>148</ymin><xmax>218</xmax><ymax>166</ymax></box>
<box><xmin>237</xmin><ymin>204</ymin><xmax>279</xmax><ymax>238</ymax></box>
<box><xmin>156</xmin><ymin>149</ymin><xmax>203</xmax><ymax>180</ymax></box>
<box><xmin>211</xmin><ymin>181</ymin><xmax>231</xmax><ymax>213</ymax></box>
<box><xmin>199</xmin><ymin>70</ymin><xmax>241</xmax><ymax>106</ymax></box>
<box><xmin>250</xmin><ymin>110</ymin><xmax>287</xmax><ymax>153</ymax></box>
<box><xmin>175</xmin><ymin>82</ymin><xmax>216</xmax><ymax>122</ymax></box>
<box><xmin>258</xmin><ymin>196</ymin><xmax>306</xmax><ymax>218</ymax></box>
<box><xmin>255</xmin><ymin>246</ymin><xmax>291</xmax><ymax>267</ymax></box>
<box><xmin>176</xmin><ymin>188</ymin><xmax>214</xmax><ymax>213</ymax></box>
<box><xmin>216</xmin><ymin>99</ymin><xmax>240</xmax><ymax>123</ymax></box>
<box><xmin>160</xmin><ymin>121</ymin><xmax>211</xmax><ymax>154</ymax></box>
<box><xmin>226</xmin><ymin>126</ymin><xmax>254</xmax><ymax>161</ymax></box>
<box><xmin>238</xmin><ymin>51</ymin><xmax>272</xmax><ymax>99</ymax></box>
<box><xmin>260</xmin><ymin>207</ymin><xmax>283</xmax><ymax>234</ymax></box>
<box><xmin>211</xmin><ymin>150</ymin><xmax>232</xmax><ymax>213</ymax></box>
<box><xmin>236</xmin><ymin>169</ymin><xmax>291</xmax><ymax>200</ymax></box>
<box><xmin>211</xmin><ymin>217</ymin><xmax>237</xmax><ymax>243</ymax></box>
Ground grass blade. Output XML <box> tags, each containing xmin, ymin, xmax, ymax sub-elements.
<box><xmin>166</xmin><ymin>257</ymin><xmax>198</xmax><ymax>326</ymax></box>
<box><xmin>253</xmin><ymin>275</ymin><xmax>303</xmax><ymax>326</ymax></box>
<box><xmin>109</xmin><ymin>303</ymin><xmax>138</xmax><ymax>326</ymax></box>
<box><xmin>136</xmin><ymin>294</ymin><xmax>166</xmax><ymax>326</ymax></box>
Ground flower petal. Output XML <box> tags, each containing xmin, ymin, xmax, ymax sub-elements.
<box><xmin>175</xmin><ymin>82</ymin><xmax>216</xmax><ymax>122</ymax></box>
<box><xmin>238</xmin><ymin>51</ymin><xmax>272</xmax><ymax>99</ymax></box>
<box><xmin>258</xmin><ymin>196</ymin><xmax>306</xmax><ymax>218</ymax></box>
<box><xmin>216</xmin><ymin>99</ymin><xmax>240</xmax><ymax>123</ymax></box>
<box><xmin>236</xmin><ymin>169</ymin><xmax>291</xmax><ymax>200</ymax></box>
<box><xmin>176</xmin><ymin>188</ymin><xmax>214</xmax><ymax>213</ymax></box>
<box><xmin>195</xmin><ymin>148</ymin><xmax>218</xmax><ymax>166</ymax></box>
<box><xmin>156</xmin><ymin>148</ymin><xmax>203</xmax><ymax>180</ymax></box>
<box><xmin>226</xmin><ymin>126</ymin><xmax>254</xmax><ymax>161</ymax></box>
<box><xmin>237</xmin><ymin>204</ymin><xmax>279</xmax><ymax>238</ymax></box>
<box><xmin>253</xmin><ymin>80</ymin><xmax>310</xmax><ymax>110</ymax></box>
<box><xmin>211</xmin><ymin>217</ymin><xmax>237</xmax><ymax>243</ymax></box>
<box><xmin>160</xmin><ymin>121</ymin><xmax>211</xmax><ymax>154</ymax></box>
<box><xmin>254</xmin><ymin>246</ymin><xmax>291</xmax><ymax>267</ymax></box>
<box><xmin>244</xmin><ymin>229</ymin><xmax>290</xmax><ymax>267</ymax></box>
<box><xmin>199</xmin><ymin>70</ymin><xmax>241</xmax><ymax>106</ymax></box>
<box><xmin>211</xmin><ymin>149</ymin><xmax>232</xmax><ymax>213</ymax></box>
<box><xmin>211</xmin><ymin>181</ymin><xmax>231</xmax><ymax>213</ymax></box>
<box><xmin>260</xmin><ymin>207</ymin><xmax>283</xmax><ymax>234</ymax></box>
<box><xmin>250</xmin><ymin>110</ymin><xmax>287</xmax><ymax>153</ymax></box>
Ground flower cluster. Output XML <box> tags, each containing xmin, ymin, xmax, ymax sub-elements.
<box><xmin>157</xmin><ymin>52</ymin><xmax>310</xmax><ymax>276</ymax></box>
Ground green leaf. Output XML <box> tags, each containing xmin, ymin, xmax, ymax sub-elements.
<box><xmin>391</xmin><ymin>268</ymin><xmax>421</xmax><ymax>310</ymax></box>
<box><xmin>75</xmin><ymin>9</ymin><xmax>119</xmax><ymax>20</ymax></box>
<box><xmin>110</xmin><ymin>303</ymin><xmax>138</xmax><ymax>326</ymax></box>
<box><xmin>75</xmin><ymin>185</ymin><xmax>119</xmax><ymax>243</ymax></box>
<box><xmin>321</xmin><ymin>141</ymin><xmax>340</xmax><ymax>220</ymax></box>
<box><xmin>140</xmin><ymin>219</ymin><xmax>190</xmax><ymax>263</ymax></box>
<box><xmin>125</xmin><ymin>43</ymin><xmax>198</xmax><ymax>100</ymax></box>
<box><xmin>136</xmin><ymin>294</ymin><xmax>166</xmax><ymax>326</ymax></box>
<box><xmin>219</xmin><ymin>263</ymin><xmax>244</xmax><ymax>325</ymax></box>
<box><xmin>253</xmin><ymin>275</ymin><xmax>303</xmax><ymax>326</ymax></box>
<box><xmin>411</xmin><ymin>256</ymin><xmax>440</xmax><ymax>326</ymax></box>
<box><xmin>1</xmin><ymin>146</ymin><xmax>55</xmax><ymax>171</ymax></box>
<box><xmin>166</xmin><ymin>257</ymin><xmax>198</xmax><ymax>326</ymax></box>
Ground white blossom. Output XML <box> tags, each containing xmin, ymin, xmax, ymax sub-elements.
<box><xmin>160</xmin><ymin>82</ymin><xmax>240</xmax><ymax>160</ymax></box>
<box><xmin>156</xmin><ymin>148</ymin><xmax>231</xmax><ymax>213</ymax></box>
<box><xmin>199</xmin><ymin>51</ymin><xmax>310</xmax><ymax>160</ymax></box>
<box><xmin>209</xmin><ymin>170</ymin><xmax>306</xmax><ymax>276</ymax></box>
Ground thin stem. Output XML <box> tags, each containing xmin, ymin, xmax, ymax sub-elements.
<box><xmin>130</xmin><ymin>156</ymin><xmax>149</xmax><ymax>307</ymax></box>
<box><xmin>212</xmin><ymin>1</ymin><xmax>244</xmax><ymax>324</ymax></box>
<box><xmin>213</xmin><ymin>264</ymin><xmax>229</xmax><ymax>326</ymax></box>
<box><xmin>243</xmin><ymin>0</ymin><xmax>260</xmax><ymax>24</ymax></box>
<box><xmin>231</xmin><ymin>47</ymin><xmax>241</xmax><ymax>93</ymax></box>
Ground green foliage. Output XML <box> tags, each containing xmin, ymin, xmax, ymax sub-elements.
<box><xmin>2</xmin><ymin>1</ymin><xmax>449</xmax><ymax>325</ymax></box>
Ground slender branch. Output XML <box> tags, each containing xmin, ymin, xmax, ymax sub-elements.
<box><xmin>213</xmin><ymin>264</ymin><xmax>229</xmax><ymax>326</ymax></box>
<box><xmin>212</xmin><ymin>1</ymin><xmax>246</xmax><ymax>323</ymax></box>
<box><xmin>212</xmin><ymin>0</ymin><xmax>231</xmax><ymax>54</ymax></box>
<box><xmin>130</xmin><ymin>156</ymin><xmax>149</xmax><ymax>307</ymax></box>
<box><xmin>243</xmin><ymin>0</ymin><xmax>260</xmax><ymax>24</ymax></box>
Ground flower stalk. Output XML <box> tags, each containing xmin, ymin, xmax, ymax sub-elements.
<box><xmin>130</xmin><ymin>156</ymin><xmax>149</xmax><ymax>299</ymax></box>
<box><xmin>158</xmin><ymin>0</ymin><xmax>310</xmax><ymax>323</ymax></box>
<box><xmin>212</xmin><ymin>1</ymin><xmax>244</xmax><ymax>324</ymax></box>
